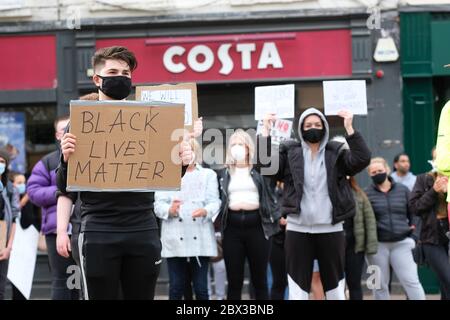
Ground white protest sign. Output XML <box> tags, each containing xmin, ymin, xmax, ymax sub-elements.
<box><xmin>323</xmin><ymin>80</ymin><xmax>368</xmax><ymax>116</ymax></box>
<box><xmin>255</xmin><ymin>84</ymin><xmax>295</xmax><ymax>120</ymax></box>
<box><xmin>136</xmin><ymin>83</ymin><xmax>198</xmax><ymax>128</ymax></box>
<box><xmin>7</xmin><ymin>224</ymin><xmax>39</xmax><ymax>300</ymax></box>
<box><xmin>179</xmin><ymin>169</ymin><xmax>206</xmax><ymax>203</ymax></box>
<box><xmin>256</xmin><ymin>119</ymin><xmax>293</xmax><ymax>145</ymax></box>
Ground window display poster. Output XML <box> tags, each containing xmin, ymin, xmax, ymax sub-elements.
<box><xmin>0</xmin><ymin>112</ymin><xmax>26</xmax><ymax>173</ymax></box>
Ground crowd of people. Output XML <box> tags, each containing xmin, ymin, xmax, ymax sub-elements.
<box><xmin>0</xmin><ymin>46</ymin><xmax>448</xmax><ymax>300</ymax></box>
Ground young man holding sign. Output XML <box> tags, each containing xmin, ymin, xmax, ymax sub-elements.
<box><xmin>57</xmin><ymin>46</ymin><xmax>195</xmax><ymax>300</ymax></box>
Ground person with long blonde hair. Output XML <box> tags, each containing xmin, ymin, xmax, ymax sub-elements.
<box><xmin>217</xmin><ymin>129</ymin><xmax>280</xmax><ymax>300</ymax></box>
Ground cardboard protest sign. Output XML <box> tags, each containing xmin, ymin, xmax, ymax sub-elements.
<box><xmin>67</xmin><ymin>100</ymin><xmax>185</xmax><ymax>192</ymax></box>
<box><xmin>255</xmin><ymin>84</ymin><xmax>295</xmax><ymax>120</ymax></box>
<box><xmin>0</xmin><ymin>221</ymin><xmax>7</xmax><ymax>251</ymax></box>
<box><xmin>323</xmin><ymin>80</ymin><xmax>368</xmax><ymax>116</ymax></box>
<box><xmin>136</xmin><ymin>83</ymin><xmax>198</xmax><ymax>130</ymax></box>
<box><xmin>256</xmin><ymin>119</ymin><xmax>293</xmax><ymax>145</ymax></box>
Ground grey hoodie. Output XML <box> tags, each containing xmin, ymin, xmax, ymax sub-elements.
<box><xmin>286</xmin><ymin>108</ymin><xmax>344</xmax><ymax>234</ymax></box>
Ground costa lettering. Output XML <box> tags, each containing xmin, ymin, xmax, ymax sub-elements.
<box><xmin>163</xmin><ymin>42</ymin><xmax>283</xmax><ymax>75</ymax></box>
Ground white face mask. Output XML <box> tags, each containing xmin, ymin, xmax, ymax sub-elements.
<box><xmin>230</xmin><ymin>145</ymin><xmax>246</xmax><ymax>162</ymax></box>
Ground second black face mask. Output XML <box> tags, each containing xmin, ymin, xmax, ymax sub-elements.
<box><xmin>97</xmin><ymin>75</ymin><xmax>131</xmax><ymax>100</ymax></box>
<box><xmin>371</xmin><ymin>172</ymin><xmax>387</xmax><ymax>185</ymax></box>
<box><xmin>302</xmin><ymin>128</ymin><xmax>324</xmax><ymax>144</ymax></box>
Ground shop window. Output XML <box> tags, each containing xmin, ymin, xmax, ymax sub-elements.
<box><xmin>0</xmin><ymin>105</ymin><xmax>57</xmax><ymax>173</ymax></box>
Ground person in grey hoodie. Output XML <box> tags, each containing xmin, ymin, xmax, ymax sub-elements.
<box><xmin>260</xmin><ymin>108</ymin><xmax>371</xmax><ymax>300</ymax></box>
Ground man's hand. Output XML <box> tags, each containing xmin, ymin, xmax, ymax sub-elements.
<box><xmin>279</xmin><ymin>217</ymin><xmax>287</xmax><ymax>226</ymax></box>
<box><xmin>61</xmin><ymin>133</ymin><xmax>77</xmax><ymax>163</ymax></box>
<box><xmin>192</xmin><ymin>208</ymin><xmax>207</xmax><ymax>218</ymax></box>
<box><xmin>0</xmin><ymin>247</ymin><xmax>11</xmax><ymax>261</ymax></box>
<box><xmin>169</xmin><ymin>200</ymin><xmax>181</xmax><ymax>217</ymax></box>
<box><xmin>56</xmin><ymin>231</ymin><xmax>71</xmax><ymax>258</ymax></box>
<box><xmin>337</xmin><ymin>110</ymin><xmax>354</xmax><ymax>136</ymax></box>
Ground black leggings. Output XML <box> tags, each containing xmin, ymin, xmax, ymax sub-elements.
<box><xmin>223</xmin><ymin>210</ymin><xmax>269</xmax><ymax>300</ymax></box>
<box><xmin>285</xmin><ymin>231</ymin><xmax>346</xmax><ymax>300</ymax></box>
<box><xmin>80</xmin><ymin>230</ymin><xmax>161</xmax><ymax>300</ymax></box>
<box><xmin>269</xmin><ymin>231</ymin><xmax>287</xmax><ymax>300</ymax></box>
<box><xmin>344</xmin><ymin>240</ymin><xmax>365</xmax><ymax>300</ymax></box>
<box><xmin>423</xmin><ymin>243</ymin><xmax>450</xmax><ymax>300</ymax></box>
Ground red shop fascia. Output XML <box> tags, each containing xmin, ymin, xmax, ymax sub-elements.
<box><xmin>94</xmin><ymin>29</ymin><xmax>354</xmax><ymax>122</ymax></box>
<box><xmin>96</xmin><ymin>30</ymin><xmax>352</xmax><ymax>84</ymax></box>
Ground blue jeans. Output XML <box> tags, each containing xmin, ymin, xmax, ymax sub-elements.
<box><xmin>167</xmin><ymin>257</ymin><xmax>210</xmax><ymax>300</ymax></box>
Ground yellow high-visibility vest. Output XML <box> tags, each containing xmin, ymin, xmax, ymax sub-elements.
<box><xmin>435</xmin><ymin>100</ymin><xmax>450</xmax><ymax>201</ymax></box>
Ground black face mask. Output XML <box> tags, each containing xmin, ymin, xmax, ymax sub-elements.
<box><xmin>302</xmin><ymin>128</ymin><xmax>324</xmax><ymax>144</ymax></box>
<box><xmin>371</xmin><ymin>172</ymin><xmax>387</xmax><ymax>185</ymax></box>
<box><xmin>97</xmin><ymin>75</ymin><xmax>131</xmax><ymax>100</ymax></box>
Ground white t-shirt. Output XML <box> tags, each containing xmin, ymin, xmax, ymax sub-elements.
<box><xmin>228</xmin><ymin>167</ymin><xmax>260</xmax><ymax>211</ymax></box>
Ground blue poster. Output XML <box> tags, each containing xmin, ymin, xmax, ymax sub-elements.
<box><xmin>0</xmin><ymin>112</ymin><xmax>26</xmax><ymax>173</ymax></box>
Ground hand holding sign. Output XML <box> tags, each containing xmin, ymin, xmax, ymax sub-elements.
<box><xmin>262</xmin><ymin>113</ymin><xmax>277</xmax><ymax>137</ymax></box>
<box><xmin>337</xmin><ymin>110</ymin><xmax>354</xmax><ymax>136</ymax></box>
<box><xmin>61</xmin><ymin>133</ymin><xmax>77</xmax><ymax>163</ymax></box>
<box><xmin>179</xmin><ymin>140</ymin><xmax>194</xmax><ymax>166</ymax></box>
<box><xmin>183</xmin><ymin>117</ymin><xmax>203</xmax><ymax>140</ymax></box>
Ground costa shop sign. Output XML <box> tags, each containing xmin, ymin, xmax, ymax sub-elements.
<box><xmin>97</xmin><ymin>30</ymin><xmax>352</xmax><ymax>83</ymax></box>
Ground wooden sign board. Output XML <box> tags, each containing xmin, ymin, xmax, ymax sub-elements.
<box><xmin>67</xmin><ymin>100</ymin><xmax>184</xmax><ymax>192</ymax></box>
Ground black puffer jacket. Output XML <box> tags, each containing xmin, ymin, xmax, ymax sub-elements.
<box><xmin>261</xmin><ymin>131</ymin><xmax>371</xmax><ymax>224</ymax></box>
<box><xmin>365</xmin><ymin>178</ymin><xmax>413</xmax><ymax>242</ymax></box>
<box><xmin>216</xmin><ymin>167</ymin><xmax>281</xmax><ymax>239</ymax></box>
<box><xmin>409</xmin><ymin>173</ymin><xmax>449</xmax><ymax>245</ymax></box>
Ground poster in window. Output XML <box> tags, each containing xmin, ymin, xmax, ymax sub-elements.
<box><xmin>0</xmin><ymin>112</ymin><xmax>26</xmax><ymax>173</ymax></box>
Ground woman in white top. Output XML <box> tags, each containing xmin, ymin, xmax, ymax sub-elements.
<box><xmin>154</xmin><ymin>138</ymin><xmax>221</xmax><ymax>300</ymax></box>
<box><xmin>216</xmin><ymin>129</ymin><xmax>280</xmax><ymax>300</ymax></box>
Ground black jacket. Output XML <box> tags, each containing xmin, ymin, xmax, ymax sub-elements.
<box><xmin>216</xmin><ymin>167</ymin><xmax>281</xmax><ymax>239</ymax></box>
<box><xmin>262</xmin><ymin>131</ymin><xmax>371</xmax><ymax>224</ymax></box>
<box><xmin>409</xmin><ymin>173</ymin><xmax>449</xmax><ymax>245</ymax></box>
<box><xmin>365</xmin><ymin>178</ymin><xmax>413</xmax><ymax>242</ymax></box>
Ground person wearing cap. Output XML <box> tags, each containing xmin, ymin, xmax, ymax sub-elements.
<box><xmin>0</xmin><ymin>148</ymin><xmax>20</xmax><ymax>299</ymax></box>
<box><xmin>260</xmin><ymin>108</ymin><xmax>371</xmax><ymax>300</ymax></box>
